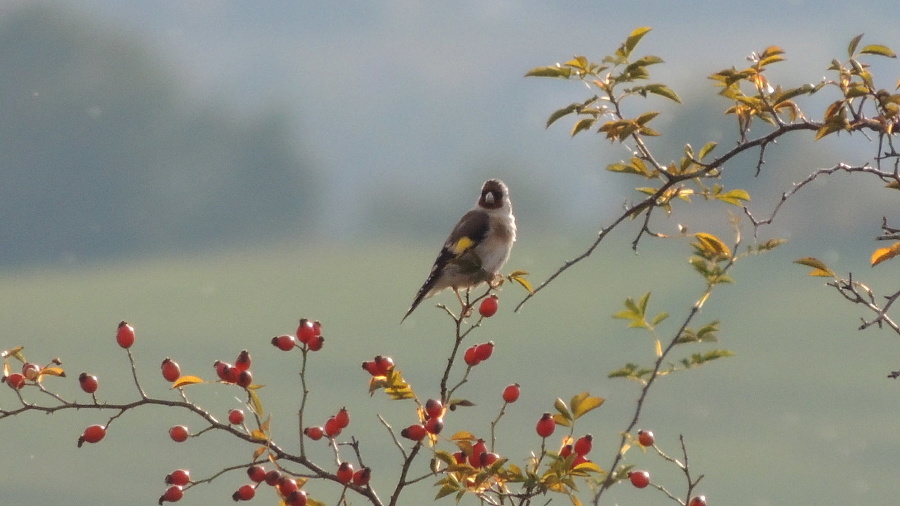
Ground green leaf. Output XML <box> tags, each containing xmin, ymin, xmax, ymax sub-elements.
<box><xmin>848</xmin><ymin>34</ymin><xmax>864</xmax><ymax>57</ymax></box>
<box><xmin>554</xmin><ymin>397</ymin><xmax>573</xmax><ymax>421</ymax></box>
<box><xmin>651</xmin><ymin>312</ymin><xmax>669</xmax><ymax>326</ymax></box>
<box><xmin>622</xmin><ymin>26</ymin><xmax>652</xmax><ymax>58</ymax></box>
<box><xmin>642</xmin><ymin>83</ymin><xmax>681</xmax><ymax>103</ymax></box>
<box><xmin>571</xmin><ymin>117</ymin><xmax>596</xmax><ymax>137</ymax></box>
<box><xmin>860</xmin><ymin>44</ymin><xmax>896</xmax><ymax>58</ymax></box>
<box><xmin>698</xmin><ymin>141</ymin><xmax>718</xmax><ymax>160</ymax></box>
<box><xmin>635</xmin><ymin>111</ymin><xmax>660</xmax><ymax>125</ymax></box>
<box><xmin>546</xmin><ymin>103</ymin><xmax>580</xmax><ymax>128</ymax></box>
<box><xmin>524</xmin><ymin>66</ymin><xmax>573</xmax><ymax>79</ymax></box>
<box><xmin>716</xmin><ymin>188</ymin><xmax>751</xmax><ymax>206</ymax></box>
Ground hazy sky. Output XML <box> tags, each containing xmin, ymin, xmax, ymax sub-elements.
<box><xmin>11</xmin><ymin>1</ymin><xmax>898</xmax><ymax>238</ymax></box>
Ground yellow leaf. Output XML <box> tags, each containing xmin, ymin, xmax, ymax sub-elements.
<box><xmin>39</xmin><ymin>366</ymin><xmax>66</xmax><ymax>377</ymax></box>
<box><xmin>251</xmin><ymin>429</ymin><xmax>268</xmax><ymax>441</ymax></box>
<box><xmin>450</xmin><ymin>431</ymin><xmax>477</xmax><ymax>441</ymax></box>
<box><xmin>1</xmin><ymin>346</ymin><xmax>25</xmax><ymax>361</ymax></box>
<box><xmin>872</xmin><ymin>242</ymin><xmax>900</xmax><ymax>266</ymax></box>
<box><xmin>655</xmin><ymin>338</ymin><xmax>663</xmax><ymax>358</ymax></box>
<box><xmin>571</xmin><ymin>393</ymin><xmax>605</xmax><ymax>419</ymax></box>
<box><xmin>793</xmin><ymin>257</ymin><xmax>835</xmax><ymax>277</ymax></box>
<box><xmin>572</xmin><ymin>461</ymin><xmax>604</xmax><ymax>474</ymax></box>
<box><xmin>694</xmin><ymin>232</ymin><xmax>731</xmax><ymax>258</ymax></box>
<box><xmin>171</xmin><ymin>375</ymin><xmax>204</xmax><ymax>388</ymax></box>
<box><xmin>248</xmin><ymin>389</ymin><xmax>264</xmax><ymax>416</ymax></box>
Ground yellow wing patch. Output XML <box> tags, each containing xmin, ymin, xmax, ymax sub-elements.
<box><xmin>451</xmin><ymin>236</ymin><xmax>475</xmax><ymax>255</ymax></box>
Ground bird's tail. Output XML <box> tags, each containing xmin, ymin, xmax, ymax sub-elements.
<box><xmin>401</xmin><ymin>272</ymin><xmax>439</xmax><ymax>322</ymax></box>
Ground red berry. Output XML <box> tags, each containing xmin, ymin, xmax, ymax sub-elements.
<box><xmin>629</xmin><ymin>470</ymin><xmax>650</xmax><ymax>489</ymax></box>
<box><xmin>236</xmin><ymin>370</ymin><xmax>253</xmax><ymax>388</ymax></box>
<box><xmin>324</xmin><ymin>416</ymin><xmax>342</xmax><ymax>438</ymax></box>
<box><xmin>463</xmin><ymin>346</ymin><xmax>480</xmax><ymax>366</ymax></box>
<box><xmin>235</xmin><ymin>350</ymin><xmax>251</xmax><ymax>372</ymax></box>
<box><xmin>264</xmin><ymin>470</ymin><xmax>282</xmax><ymax>486</ymax></box>
<box><xmin>559</xmin><ymin>444</ymin><xmax>573</xmax><ymax>458</ymax></box>
<box><xmin>21</xmin><ymin>363</ymin><xmax>41</xmax><ymax>380</ymax></box>
<box><xmin>160</xmin><ymin>358</ymin><xmax>181</xmax><ymax>382</ymax></box>
<box><xmin>159</xmin><ymin>485</ymin><xmax>183</xmax><ymax>504</ymax></box>
<box><xmin>453</xmin><ymin>451</ymin><xmax>467</xmax><ymax>465</ymax></box>
<box><xmin>478</xmin><ymin>295</ymin><xmax>499</xmax><ymax>317</ymax></box>
<box><xmin>5</xmin><ymin>372</ymin><xmax>26</xmax><ymax>390</ymax></box>
<box><xmin>78</xmin><ymin>372</ymin><xmax>99</xmax><ymax>394</ymax></box>
<box><xmin>689</xmin><ymin>495</ymin><xmax>707</xmax><ymax>506</ymax></box>
<box><xmin>400</xmin><ymin>423</ymin><xmax>427</xmax><ymax>441</ymax></box>
<box><xmin>215</xmin><ymin>361</ymin><xmax>238</xmax><ymax>383</ymax></box>
<box><xmin>637</xmin><ymin>429</ymin><xmax>655</xmax><ymax>447</ymax></box>
<box><xmin>232</xmin><ymin>484</ymin><xmax>255</xmax><ymax>501</ymax></box>
<box><xmin>480</xmin><ymin>452</ymin><xmax>500</xmax><ymax>467</ymax></box>
<box><xmin>169</xmin><ymin>425</ymin><xmax>189</xmax><ymax>443</ymax></box>
<box><xmin>116</xmin><ymin>321</ymin><xmax>135</xmax><ymax>348</ymax></box>
<box><xmin>469</xmin><ymin>439</ymin><xmax>487</xmax><ymax>467</ymax></box>
<box><xmin>304</xmin><ymin>426</ymin><xmax>325</xmax><ymax>440</ymax></box>
<box><xmin>247</xmin><ymin>465</ymin><xmax>266</xmax><ymax>483</ymax></box>
<box><xmin>296</xmin><ymin>318</ymin><xmax>317</xmax><ymax>344</ymax></box>
<box><xmin>306</xmin><ymin>334</ymin><xmax>324</xmax><ymax>351</ymax></box>
<box><xmin>536</xmin><ymin>412</ymin><xmax>556</xmax><ymax>438</ymax></box>
<box><xmin>285</xmin><ymin>490</ymin><xmax>308</xmax><ymax>506</ymax></box>
<box><xmin>334</xmin><ymin>407</ymin><xmax>350</xmax><ymax>429</ymax></box>
<box><xmin>362</xmin><ymin>360</ymin><xmax>379</xmax><ymax>375</ymax></box>
<box><xmin>277</xmin><ymin>477</ymin><xmax>298</xmax><ymax>496</ymax></box>
<box><xmin>475</xmin><ymin>342</ymin><xmax>494</xmax><ymax>361</ymax></box>
<box><xmin>228</xmin><ymin>409</ymin><xmax>245</xmax><ymax>425</ymax></box>
<box><xmin>336</xmin><ymin>462</ymin><xmax>354</xmax><ymax>484</ymax></box>
<box><xmin>375</xmin><ymin>356</ymin><xmax>394</xmax><ymax>375</ymax></box>
<box><xmin>502</xmin><ymin>383</ymin><xmax>520</xmax><ymax>403</ymax></box>
<box><xmin>78</xmin><ymin>424</ymin><xmax>106</xmax><ymax>447</ymax></box>
<box><xmin>165</xmin><ymin>469</ymin><xmax>191</xmax><ymax>486</ymax></box>
<box><xmin>573</xmin><ymin>434</ymin><xmax>593</xmax><ymax>456</ymax></box>
<box><xmin>424</xmin><ymin>417</ymin><xmax>444</xmax><ymax>435</ymax></box>
<box><xmin>271</xmin><ymin>334</ymin><xmax>296</xmax><ymax>351</ymax></box>
<box><xmin>352</xmin><ymin>467</ymin><xmax>371</xmax><ymax>487</ymax></box>
<box><xmin>424</xmin><ymin>398</ymin><xmax>443</xmax><ymax>419</ymax></box>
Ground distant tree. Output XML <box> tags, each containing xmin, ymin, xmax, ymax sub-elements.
<box><xmin>2</xmin><ymin>26</ymin><xmax>898</xmax><ymax>506</ymax></box>
<box><xmin>0</xmin><ymin>6</ymin><xmax>320</xmax><ymax>266</ymax></box>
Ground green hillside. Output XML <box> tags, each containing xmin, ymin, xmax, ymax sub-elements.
<box><xmin>1</xmin><ymin>237</ymin><xmax>898</xmax><ymax>505</ymax></box>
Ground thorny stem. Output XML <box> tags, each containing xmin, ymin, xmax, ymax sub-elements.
<box><xmin>593</xmin><ymin>241</ymin><xmax>740</xmax><ymax>505</ymax></box>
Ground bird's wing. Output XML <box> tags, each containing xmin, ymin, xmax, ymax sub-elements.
<box><xmin>402</xmin><ymin>210</ymin><xmax>491</xmax><ymax>321</ymax></box>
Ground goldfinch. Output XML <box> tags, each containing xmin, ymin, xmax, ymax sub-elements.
<box><xmin>402</xmin><ymin>179</ymin><xmax>516</xmax><ymax>321</ymax></box>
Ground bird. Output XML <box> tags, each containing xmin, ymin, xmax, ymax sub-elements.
<box><xmin>402</xmin><ymin>179</ymin><xmax>516</xmax><ymax>321</ymax></box>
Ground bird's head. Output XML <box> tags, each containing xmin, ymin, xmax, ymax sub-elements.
<box><xmin>478</xmin><ymin>179</ymin><xmax>510</xmax><ymax>211</ymax></box>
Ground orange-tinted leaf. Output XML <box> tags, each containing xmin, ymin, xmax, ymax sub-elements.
<box><xmin>39</xmin><ymin>366</ymin><xmax>65</xmax><ymax>378</ymax></box>
<box><xmin>872</xmin><ymin>242</ymin><xmax>900</xmax><ymax>266</ymax></box>
<box><xmin>171</xmin><ymin>375</ymin><xmax>204</xmax><ymax>388</ymax></box>
<box><xmin>252</xmin><ymin>445</ymin><xmax>267</xmax><ymax>460</ymax></box>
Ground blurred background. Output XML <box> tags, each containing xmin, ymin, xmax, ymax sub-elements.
<box><xmin>2</xmin><ymin>2</ymin><xmax>899</xmax><ymax>505</ymax></box>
